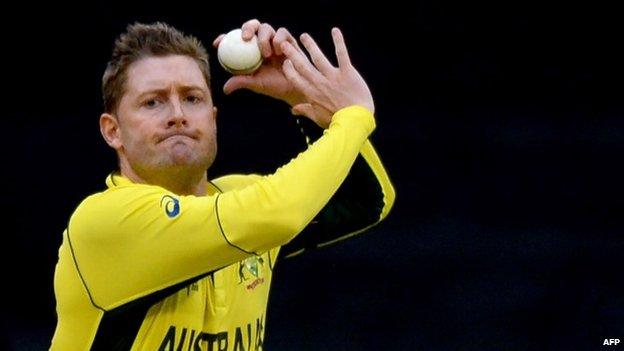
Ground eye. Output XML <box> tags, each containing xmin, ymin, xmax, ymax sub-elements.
<box><xmin>143</xmin><ymin>98</ymin><xmax>161</xmax><ymax>109</ymax></box>
<box><xmin>185</xmin><ymin>95</ymin><xmax>202</xmax><ymax>104</ymax></box>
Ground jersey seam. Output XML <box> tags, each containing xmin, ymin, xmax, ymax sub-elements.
<box><xmin>214</xmin><ymin>193</ymin><xmax>256</xmax><ymax>255</ymax></box>
<box><xmin>268</xmin><ymin>249</ymin><xmax>275</xmax><ymax>270</ymax></box>
<box><xmin>66</xmin><ymin>225</ymin><xmax>106</xmax><ymax>312</ymax></box>
<box><xmin>208</xmin><ymin>180</ymin><xmax>223</xmax><ymax>193</ymax></box>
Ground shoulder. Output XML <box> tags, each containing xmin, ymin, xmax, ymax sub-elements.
<box><xmin>76</xmin><ymin>183</ymin><xmax>165</xmax><ymax>210</ymax></box>
<box><xmin>69</xmin><ymin>183</ymin><xmax>168</xmax><ymax>230</ymax></box>
<box><xmin>211</xmin><ymin>173</ymin><xmax>263</xmax><ymax>192</ymax></box>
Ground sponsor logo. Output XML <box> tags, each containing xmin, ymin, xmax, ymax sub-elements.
<box><xmin>160</xmin><ymin>195</ymin><xmax>180</xmax><ymax>218</ymax></box>
<box><xmin>246</xmin><ymin>278</ymin><xmax>265</xmax><ymax>291</ymax></box>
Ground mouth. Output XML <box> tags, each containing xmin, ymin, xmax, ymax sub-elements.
<box><xmin>158</xmin><ymin>132</ymin><xmax>197</xmax><ymax>143</ymax></box>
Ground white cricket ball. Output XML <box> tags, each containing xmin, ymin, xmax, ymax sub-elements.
<box><xmin>217</xmin><ymin>29</ymin><xmax>263</xmax><ymax>75</ymax></box>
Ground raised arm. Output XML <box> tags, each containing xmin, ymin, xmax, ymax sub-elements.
<box><xmin>276</xmin><ymin>27</ymin><xmax>394</xmax><ymax>256</ymax></box>
<box><xmin>213</xmin><ymin>20</ymin><xmax>394</xmax><ymax>258</ymax></box>
<box><xmin>280</xmin><ymin>117</ymin><xmax>395</xmax><ymax>258</ymax></box>
<box><xmin>68</xmin><ymin>23</ymin><xmax>377</xmax><ymax>309</ymax></box>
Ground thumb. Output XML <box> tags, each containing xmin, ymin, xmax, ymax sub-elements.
<box><xmin>212</xmin><ymin>34</ymin><xmax>225</xmax><ymax>48</ymax></box>
<box><xmin>223</xmin><ymin>76</ymin><xmax>258</xmax><ymax>95</ymax></box>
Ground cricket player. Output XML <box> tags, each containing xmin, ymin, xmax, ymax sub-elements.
<box><xmin>51</xmin><ymin>19</ymin><xmax>394</xmax><ymax>350</ymax></box>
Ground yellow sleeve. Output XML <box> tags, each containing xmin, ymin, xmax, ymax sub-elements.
<box><xmin>68</xmin><ymin>106</ymin><xmax>375</xmax><ymax>310</ymax></box>
<box><xmin>216</xmin><ymin>106</ymin><xmax>375</xmax><ymax>251</ymax></box>
<box><xmin>280</xmin><ymin>139</ymin><xmax>395</xmax><ymax>257</ymax></box>
<box><xmin>360</xmin><ymin>140</ymin><xmax>396</xmax><ymax>221</ymax></box>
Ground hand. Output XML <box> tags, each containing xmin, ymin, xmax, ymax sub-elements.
<box><xmin>213</xmin><ymin>19</ymin><xmax>306</xmax><ymax>106</ymax></box>
<box><xmin>280</xmin><ymin>28</ymin><xmax>375</xmax><ymax>128</ymax></box>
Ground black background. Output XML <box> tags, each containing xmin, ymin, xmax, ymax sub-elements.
<box><xmin>4</xmin><ymin>1</ymin><xmax>623</xmax><ymax>349</ymax></box>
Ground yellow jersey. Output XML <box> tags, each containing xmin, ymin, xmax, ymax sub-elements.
<box><xmin>51</xmin><ymin>106</ymin><xmax>395</xmax><ymax>350</ymax></box>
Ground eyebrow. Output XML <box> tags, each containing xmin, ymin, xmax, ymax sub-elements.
<box><xmin>135</xmin><ymin>85</ymin><xmax>207</xmax><ymax>99</ymax></box>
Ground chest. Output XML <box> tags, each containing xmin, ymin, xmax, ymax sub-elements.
<box><xmin>154</xmin><ymin>250</ymin><xmax>277</xmax><ymax>330</ymax></box>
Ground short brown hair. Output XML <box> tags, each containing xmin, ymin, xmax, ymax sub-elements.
<box><xmin>102</xmin><ymin>22</ymin><xmax>211</xmax><ymax>113</ymax></box>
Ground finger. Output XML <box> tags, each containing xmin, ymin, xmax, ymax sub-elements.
<box><xmin>241</xmin><ymin>19</ymin><xmax>261</xmax><ymax>41</ymax></box>
<box><xmin>300</xmin><ymin>33</ymin><xmax>335</xmax><ymax>76</ymax></box>
<box><xmin>291</xmin><ymin>103</ymin><xmax>313</xmax><ymax>116</ymax></box>
<box><xmin>291</xmin><ymin>103</ymin><xmax>320</xmax><ymax>124</ymax></box>
<box><xmin>281</xmin><ymin>41</ymin><xmax>320</xmax><ymax>82</ymax></box>
<box><xmin>332</xmin><ymin>27</ymin><xmax>352</xmax><ymax>67</ymax></box>
<box><xmin>273</xmin><ymin>27</ymin><xmax>304</xmax><ymax>56</ymax></box>
<box><xmin>257</xmin><ymin>23</ymin><xmax>276</xmax><ymax>58</ymax></box>
<box><xmin>282</xmin><ymin>59</ymin><xmax>310</xmax><ymax>94</ymax></box>
<box><xmin>213</xmin><ymin>34</ymin><xmax>225</xmax><ymax>48</ymax></box>
<box><xmin>223</xmin><ymin>75</ymin><xmax>259</xmax><ymax>95</ymax></box>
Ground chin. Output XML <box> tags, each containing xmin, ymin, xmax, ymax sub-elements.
<box><xmin>166</xmin><ymin>142</ymin><xmax>196</xmax><ymax>162</ymax></box>
<box><xmin>168</xmin><ymin>152</ymin><xmax>211</xmax><ymax>171</ymax></box>
<box><xmin>162</xmin><ymin>142</ymin><xmax>215</xmax><ymax>171</ymax></box>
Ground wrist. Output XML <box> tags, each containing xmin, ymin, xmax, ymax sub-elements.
<box><xmin>330</xmin><ymin>105</ymin><xmax>376</xmax><ymax>135</ymax></box>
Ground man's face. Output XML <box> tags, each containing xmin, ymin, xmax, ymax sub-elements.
<box><xmin>113</xmin><ymin>55</ymin><xmax>217</xmax><ymax>178</ymax></box>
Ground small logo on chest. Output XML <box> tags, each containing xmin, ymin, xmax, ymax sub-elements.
<box><xmin>238</xmin><ymin>256</ymin><xmax>265</xmax><ymax>290</ymax></box>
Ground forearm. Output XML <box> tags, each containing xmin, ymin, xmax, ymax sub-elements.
<box><xmin>217</xmin><ymin>105</ymin><xmax>375</xmax><ymax>252</ymax></box>
<box><xmin>280</xmin><ymin>139</ymin><xmax>395</xmax><ymax>257</ymax></box>
<box><xmin>296</xmin><ymin>115</ymin><xmax>395</xmax><ymax>221</ymax></box>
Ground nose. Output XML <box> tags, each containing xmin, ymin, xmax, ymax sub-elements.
<box><xmin>167</xmin><ymin>98</ymin><xmax>187</xmax><ymax>128</ymax></box>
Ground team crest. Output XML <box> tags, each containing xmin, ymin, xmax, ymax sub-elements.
<box><xmin>239</xmin><ymin>256</ymin><xmax>264</xmax><ymax>284</ymax></box>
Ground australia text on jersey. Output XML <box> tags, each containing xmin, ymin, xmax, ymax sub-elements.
<box><xmin>158</xmin><ymin>315</ymin><xmax>265</xmax><ymax>351</ymax></box>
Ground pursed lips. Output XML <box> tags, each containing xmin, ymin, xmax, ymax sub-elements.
<box><xmin>158</xmin><ymin>132</ymin><xmax>197</xmax><ymax>143</ymax></box>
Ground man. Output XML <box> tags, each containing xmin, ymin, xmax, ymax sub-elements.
<box><xmin>51</xmin><ymin>19</ymin><xmax>394</xmax><ymax>350</ymax></box>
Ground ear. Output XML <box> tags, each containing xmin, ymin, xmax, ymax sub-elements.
<box><xmin>212</xmin><ymin>106</ymin><xmax>218</xmax><ymax>121</ymax></box>
<box><xmin>100</xmin><ymin>113</ymin><xmax>123</xmax><ymax>150</ymax></box>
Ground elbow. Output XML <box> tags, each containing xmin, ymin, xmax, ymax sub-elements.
<box><xmin>218</xmin><ymin>189</ymin><xmax>316</xmax><ymax>252</ymax></box>
<box><xmin>275</xmin><ymin>194</ymin><xmax>320</xmax><ymax>237</ymax></box>
<box><xmin>227</xmin><ymin>218</ymin><xmax>302</xmax><ymax>254</ymax></box>
<box><xmin>276</xmin><ymin>212</ymin><xmax>310</xmax><ymax>241</ymax></box>
<box><xmin>245</xmin><ymin>211</ymin><xmax>311</xmax><ymax>250</ymax></box>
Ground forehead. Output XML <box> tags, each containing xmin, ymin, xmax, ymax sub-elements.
<box><xmin>125</xmin><ymin>55</ymin><xmax>208</xmax><ymax>93</ymax></box>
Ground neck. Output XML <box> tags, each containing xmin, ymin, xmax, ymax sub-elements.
<box><xmin>119</xmin><ymin>159</ymin><xmax>208</xmax><ymax>196</ymax></box>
